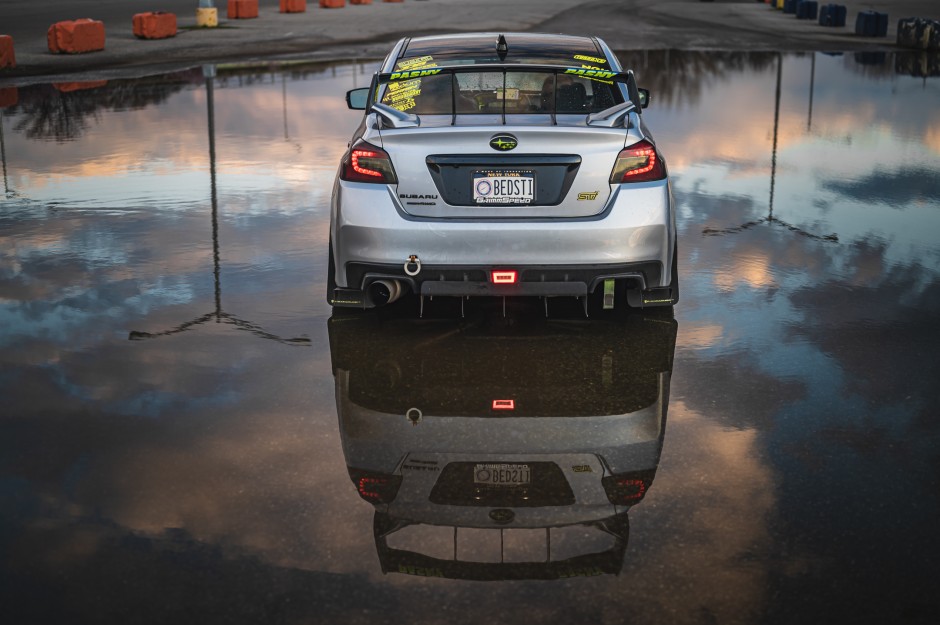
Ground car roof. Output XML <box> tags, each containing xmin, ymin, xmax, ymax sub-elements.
<box><xmin>398</xmin><ymin>32</ymin><xmax>611</xmax><ymax>67</ymax></box>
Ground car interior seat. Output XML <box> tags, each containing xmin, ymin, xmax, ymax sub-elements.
<box><xmin>556</xmin><ymin>83</ymin><xmax>587</xmax><ymax>113</ymax></box>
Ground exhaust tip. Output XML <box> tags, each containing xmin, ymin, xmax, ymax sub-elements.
<box><xmin>368</xmin><ymin>279</ymin><xmax>402</xmax><ymax>307</ymax></box>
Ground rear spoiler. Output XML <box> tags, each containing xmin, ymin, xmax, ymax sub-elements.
<box><xmin>377</xmin><ymin>64</ymin><xmax>635</xmax><ymax>85</ymax></box>
<box><xmin>366</xmin><ymin>64</ymin><xmax>646</xmax><ymax>127</ymax></box>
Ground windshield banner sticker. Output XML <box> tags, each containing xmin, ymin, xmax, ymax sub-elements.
<box><xmin>385</xmin><ymin>78</ymin><xmax>422</xmax><ymax>111</ymax></box>
<box><xmin>395</xmin><ymin>55</ymin><xmax>436</xmax><ymax>71</ymax></box>
<box><xmin>573</xmin><ymin>54</ymin><xmax>607</xmax><ymax>65</ymax></box>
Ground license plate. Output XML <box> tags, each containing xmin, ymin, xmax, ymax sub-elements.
<box><xmin>472</xmin><ymin>170</ymin><xmax>535</xmax><ymax>204</ymax></box>
<box><xmin>474</xmin><ymin>463</ymin><xmax>531</xmax><ymax>486</ymax></box>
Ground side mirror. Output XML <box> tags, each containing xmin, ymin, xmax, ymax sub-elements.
<box><xmin>346</xmin><ymin>87</ymin><xmax>370</xmax><ymax>110</ymax></box>
<box><xmin>638</xmin><ymin>88</ymin><xmax>651</xmax><ymax>109</ymax></box>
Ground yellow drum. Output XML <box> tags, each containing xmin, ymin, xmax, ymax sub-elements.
<box><xmin>196</xmin><ymin>7</ymin><xmax>218</xmax><ymax>27</ymax></box>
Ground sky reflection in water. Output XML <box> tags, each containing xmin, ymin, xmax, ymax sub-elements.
<box><xmin>1</xmin><ymin>52</ymin><xmax>938</xmax><ymax>624</ymax></box>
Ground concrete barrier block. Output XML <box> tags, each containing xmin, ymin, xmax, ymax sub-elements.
<box><xmin>796</xmin><ymin>1</ymin><xmax>818</xmax><ymax>20</ymax></box>
<box><xmin>0</xmin><ymin>86</ymin><xmax>17</xmax><ymax>108</ymax></box>
<box><xmin>280</xmin><ymin>0</ymin><xmax>307</xmax><ymax>12</ymax></box>
<box><xmin>228</xmin><ymin>0</ymin><xmax>259</xmax><ymax>19</ymax></box>
<box><xmin>0</xmin><ymin>35</ymin><xmax>15</xmax><ymax>69</ymax></box>
<box><xmin>47</xmin><ymin>19</ymin><xmax>106</xmax><ymax>54</ymax></box>
<box><xmin>320</xmin><ymin>0</ymin><xmax>346</xmax><ymax>7</ymax></box>
<box><xmin>819</xmin><ymin>4</ymin><xmax>846</xmax><ymax>27</ymax></box>
<box><xmin>897</xmin><ymin>17</ymin><xmax>940</xmax><ymax>50</ymax></box>
<box><xmin>133</xmin><ymin>12</ymin><xmax>178</xmax><ymax>39</ymax></box>
<box><xmin>855</xmin><ymin>11</ymin><xmax>888</xmax><ymax>37</ymax></box>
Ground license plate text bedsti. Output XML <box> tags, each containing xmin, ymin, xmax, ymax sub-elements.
<box><xmin>474</xmin><ymin>463</ymin><xmax>531</xmax><ymax>486</ymax></box>
<box><xmin>473</xmin><ymin>170</ymin><xmax>535</xmax><ymax>204</ymax></box>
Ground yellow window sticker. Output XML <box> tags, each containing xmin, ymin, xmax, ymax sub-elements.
<box><xmin>395</xmin><ymin>55</ymin><xmax>437</xmax><ymax>71</ymax></box>
<box><xmin>574</xmin><ymin>54</ymin><xmax>607</xmax><ymax>65</ymax></box>
<box><xmin>568</xmin><ymin>65</ymin><xmax>615</xmax><ymax>85</ymax></box>
<box><xmin>383</xmin><ymin>78</ymin><xmax>422</xmax><ymax>112</ymax></box>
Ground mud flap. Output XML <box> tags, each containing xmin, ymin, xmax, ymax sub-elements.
<box><xmin>627</xmin><ymin>286</ymin><xmax>677</xmax><ymax>308</ymax></box>
<box><xmin>330</xmin><ymin>287</ymin><xmax>370</xmax><ymax>308</ymax></box>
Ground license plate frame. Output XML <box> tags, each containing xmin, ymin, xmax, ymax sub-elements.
<box><xmin>473</xmin><ymin>463</ymin><xmax>531</xmax><ymax>486</ymax></box>
<box><xmin>472</xmin><ymin>170</ymin><xmax>535</xmax><ymax>205</ymax></box>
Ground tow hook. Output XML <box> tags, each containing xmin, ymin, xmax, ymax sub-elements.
<box><xmin>406</xmin><ymin>407</ymin><xmax>422</xmax><ymax>426</ymax></box>
<box><xmin>404</xmin><ymin>255</ymin><xmax>421</xmax><ymax>276</ymax></box>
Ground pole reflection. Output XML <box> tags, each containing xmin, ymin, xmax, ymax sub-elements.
<box><xmin>700</xmin><ymin>53</ymin><xmax>838</xmax><ymax>243</ymax></box>
<box><xmin>127</xmin><ymin>65</ymin><xmax>310</xmax><ymax>346</ymax></box>
<box><xmin>1</xmin><ymin>109</ymin><xmax>8</xmax><ymax>196</ymax></box>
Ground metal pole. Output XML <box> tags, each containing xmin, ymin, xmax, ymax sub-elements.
<box><xmin>807</xmin><ymin>53</ymin><xmax>815</xmax><ymax>132</ymax></box>
<box><xmin>282</xmin><ymin>74</ymin><xmax>288</xmax><ymax>140</ymax></box>
<box><xmin>204</xmin><ymin>65</ymin><xmax>221</xmax><ymax>321</ymax></box>
<box><xmin>769</xmin><ymin>53</ymin><xmax>782</xmax><ymax>220</ymax></box>
<box><xmin>0</xmin><ymin>111</ymin><xmax>8</xmax><ymax>195</ymax></box>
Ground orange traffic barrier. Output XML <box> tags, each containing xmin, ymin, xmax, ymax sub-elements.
<box><xmin>53</xmin><ymin>80</ymin><xmax>108</xmax><ymax>93</ymax></box>
<box><xmin>228</xmin><ymin>0</ymin><xmax>259</xmax><ymax>19</ymax></box>
<box><xmin>47</xmin><ymin>19</ymin><xmax>106</xmax><ymax>54</ymax></box>
<box><xmin>133</xmin><ymin>12</ymin><xmax>178</xmax><ymax>39</ymax></box>
<box><xmin>0</xmin><ymin>35</ymin><xmax>15</xmax><ymax>69</ymax></box>
<box><xmin>350</xmin><ymin>0</ymin><xmax>373</xmax><ymax>4</ymax></box>
<box><xmin>0</xmin><ymin>87</ymin><xmax>17</xmax><ymax>108</ymax></box>
<box><xmin>320</xmin><ymin>0</ymin><xmax>346</xmax><ymax>7</ymax></box>
<box><xmin>281</xmin><ymin>0</ymin><xmax>307</xmax><ymax>12</ymax></box>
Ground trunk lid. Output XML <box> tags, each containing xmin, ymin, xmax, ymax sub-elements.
<box><xmin>380</xmin><ymin>120</ymin><xmax>628</xmax><ymax>219</ymax></box>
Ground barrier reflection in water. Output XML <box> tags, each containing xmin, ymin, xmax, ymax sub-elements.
<box><xmin>329</xmin><ymin>308</ymin><xmax>677</xmax><ymax>580</ymax></box>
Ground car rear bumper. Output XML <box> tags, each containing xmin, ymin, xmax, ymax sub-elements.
<box><xmin>330</xmin><ymin>178</ymin><xmax>675</xmax><ymax>306</ymax></box>
<box><xmin>336</xmin><ymin>369</ymin><xmax>668</xmax><ymax>476</ymax></box>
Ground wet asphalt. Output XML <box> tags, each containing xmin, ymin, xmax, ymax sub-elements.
<box><xmin>2</xmin><ymin>2</ymin><xmax>940</xmax><ymax>624</ymax></box>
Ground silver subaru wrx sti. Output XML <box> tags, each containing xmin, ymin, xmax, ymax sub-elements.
<box><xmin>330</xmin><ymin>32</ymin><xmax>678</xmax><ymax>313</ymax></box>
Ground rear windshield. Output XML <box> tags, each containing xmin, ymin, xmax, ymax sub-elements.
<box><xmin>380</xmin><ymin>70</ymin><xmax>623</xmax><ymax>116</ymax></box>
<box><xmin>399</xmin><ymin>34</ymin><xmax>610</xmax><ymax>68</ymax></box>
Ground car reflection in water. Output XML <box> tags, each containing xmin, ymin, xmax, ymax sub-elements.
<box><xmin>329</xmin><ymin>304</ymin><xmax>677</xmax><ymax>581</ymax></box>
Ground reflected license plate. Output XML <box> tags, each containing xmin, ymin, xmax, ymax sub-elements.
<box><xmin>473</xmin><ymin>170</ymin><xmax>535</xmax><ymax>204</ymax></box>
<box><xmin>474</xmin><ymin>463</ymin><xmax>531</xmax><ymax>486</ymax></box>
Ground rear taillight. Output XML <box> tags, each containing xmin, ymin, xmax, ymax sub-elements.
<box><xmin>609</xmin><ymin>139</ymin><xmax>666</xmax><ymax>183</ymax></box>
<box><xmin>348</xmin><ymin>467</ymin><xmax>402</xmax><ymax>504</ymax></box>
<box><xmin>341</xmin><ymin>141</ymin><xmax>398</xmax><ymax>184</ymax></box>
<box><xmin>602</xmin><ymin>470</ymin><xmax>656</xmax><ymax>505</ymax></box>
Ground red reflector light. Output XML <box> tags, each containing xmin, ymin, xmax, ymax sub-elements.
<box><xmin>609</xmin><ymin>139</ymin><xmax>666</xmax><ymax>184</ymax></box>
<box><xmin>348</xmin><ymin>468</ymin><xmax>402</xmax><ymax>504</ymax></box>
<box><xmin>351</xmin><ymin>150</ymin><xmax>384</xmax><ymax>178</ymax></box>
<box><xmin>492</xmin><ymin>399</ymin><xmax>515</xmax><ymax>410</ymax></box>
<box><xmin>612</xmin><ymin>479</ymin><xmax>646</xmax><ymax>501</ymax></box>
<box><xmin>602</xmin><ymin>470</ymin><xmax>655</xmax><ymax>505</ymax></box>
<box><xmin>491</xmin><ymin>270</ymin><xmax>517</xmax><ymax>284</ymax></box>
<box><xmin>340</xmin><ymin>141</ymin><xmax>398</xmax><ymax>184</ymax></box>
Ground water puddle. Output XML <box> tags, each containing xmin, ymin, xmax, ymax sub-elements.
<box><xmin>1</xmin><ymin>51</ymin><xmax>939</xmax><ymax>624</ymax></box>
